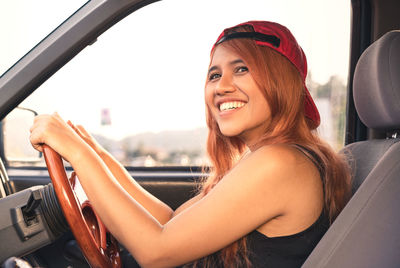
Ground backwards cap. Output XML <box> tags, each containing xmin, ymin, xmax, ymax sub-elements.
<box><xmin>213</xmin><ymin>21</ymin><xmax>320</xmax><ymax>128</ymax></box>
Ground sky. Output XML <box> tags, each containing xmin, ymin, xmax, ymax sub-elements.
<box><xmin>0</xmin><ymin>0</ymin><xmax>351</xmax><ymax>140</ymax></box>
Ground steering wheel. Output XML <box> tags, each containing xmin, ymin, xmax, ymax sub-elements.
<box><xmin>43</xmin><ymin>145</ymin><xmax>121</xmax><ymax>268</ymax></box>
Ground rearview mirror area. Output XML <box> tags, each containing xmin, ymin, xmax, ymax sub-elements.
<box><xmin>1</xmin><ymin>108</ymin><xmax>42</xmax><ymax>166</ymax></box>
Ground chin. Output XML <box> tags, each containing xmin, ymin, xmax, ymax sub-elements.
<box><xmin>219</xmin><ymin>126</ymin><xmax>244</xmax><ymax>137</ymax></box>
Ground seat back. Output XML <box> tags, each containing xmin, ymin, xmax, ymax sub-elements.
<box><xmin>302</xmin><ymin>30</ymin><xmax>400</xmax><ymax>267</ymax></box>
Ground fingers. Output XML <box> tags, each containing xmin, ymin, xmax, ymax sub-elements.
<box><xmin>76</xmin><ymin>125</ymin><xmax>91</xmax><ymax>137</ymax></box>
<box><xmin>67</xmin><ymin>122</ymin><xmax>102</xmax><ymax>154</ymax></box>
<box><xmin>31</xmin><ymin>115</ymin><xmax>101</xmax><ymax>158</ymax></box>
<box><xmin>30</xmin><ymin>141</ymin><xmax>44</xmax><ymax>152</ymax></box>
<box><xmin>67</xmin><ymin>120</ymin><xmax>74</xmax><ymax>128</ymax></box>
<box><xmin>67</xmin><ymin>120</ymin><xmax>88</xmax><ymax>140</ymax></box>
<box><xmin>29</xmin><ymin>113</ymin><xmax>69</xmax><ymax>153</ymax></box>
<box><xmin>30</xmin><ymin>114</ymin><xmax>54</xmax><ymax>152</ymax></box>
<box><xmin>67</xmin><ymin>120</ymin><xmax>79</xmax><ymax>134</ymax></box>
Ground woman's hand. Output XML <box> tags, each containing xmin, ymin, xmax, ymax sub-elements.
<box><xmin>67</xmin><ymin>121</ymin><xmax>105</xmax><ymax>156</ymax></box>
<box><xmin>29</xmin><ymin>113</ymin><xmax>87</xmax><ymax>164</ymax></box>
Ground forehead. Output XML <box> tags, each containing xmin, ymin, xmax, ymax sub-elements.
<box><xmin>210</xmin><ymin>44</ymin><xmax>242</xmax><ymax>66</ymax></box>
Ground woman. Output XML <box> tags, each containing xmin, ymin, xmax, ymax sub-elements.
<box><xmin>30</xmin><ymin>21</ymin><xmax>351</xmax><ymax>267</ymax></box>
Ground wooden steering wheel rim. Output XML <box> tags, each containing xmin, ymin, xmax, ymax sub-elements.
<box><xmin>43</xmin><ymin>145</ymin><xmax>121</xmax><ymax>268</ymax></box>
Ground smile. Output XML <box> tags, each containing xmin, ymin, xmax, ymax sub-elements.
<box><xmin>219</xmin><ymin>101</ymin><xmax>246</xmax><ymax>112</ymax></box>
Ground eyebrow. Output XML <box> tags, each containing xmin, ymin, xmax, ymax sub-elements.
<box><xmin>208</xmin><ymin>59</ymin><xmax>245</xmax><ymax>75</ymax></box>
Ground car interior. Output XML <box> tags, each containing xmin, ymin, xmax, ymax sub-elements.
<box><xmin>0</xmin><ymin>0</ymin><xmax>399</xmax><ymax>267</ymax></box>
<box><xmin>303</xmin><ymin>28</ymin><xmax>400</xmax><ymax>268</ymax></box>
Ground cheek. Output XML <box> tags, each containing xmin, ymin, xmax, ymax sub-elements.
<box><xmin>204</xmin><ymin>86</ymin><xmax>214</xmax><ymax>107</ymax></box>
<box><xmin>251</xmin><ymin>95</ymin><xmax>271</xmax><ymax>118</ymax></box>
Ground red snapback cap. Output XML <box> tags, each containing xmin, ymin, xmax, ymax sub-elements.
<box><xmin>213</xmin><ymin>21</ymin><xmax>320</xmax><ymax>128</ymax></box>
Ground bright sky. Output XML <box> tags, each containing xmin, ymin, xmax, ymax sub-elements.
<box><xmin>0</xmin><ymin>0</ymin><xmax>350</xmax><ymax>140</ymax></box>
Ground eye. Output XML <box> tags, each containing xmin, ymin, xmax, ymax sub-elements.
<box><xmin>235</xmin><ymin>66</ymin><xmax>249</xmax><ymax>73</ymax></box>
<box><xmin>208</xmin><ymin>72</ymin><xmax>221</xmax><ymax>81</ymax></box>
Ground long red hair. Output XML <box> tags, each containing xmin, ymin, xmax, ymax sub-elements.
<box><xmin>189</xmin><ymin>27</ymin><xmax>351</xmax><ymax>268</ymax></box>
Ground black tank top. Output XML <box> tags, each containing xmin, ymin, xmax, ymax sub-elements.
<box><xmin>246</xmin><ymin>210</ymin><xmax>329</xmax><ymax>267</ymax></box>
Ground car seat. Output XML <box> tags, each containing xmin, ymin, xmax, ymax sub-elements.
<box><xmin>302</xmin><ymin>30</ymin><xmax>400</xmax><ymax>267</ymax></box>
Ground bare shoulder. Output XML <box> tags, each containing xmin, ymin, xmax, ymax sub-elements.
<box><xmin>237</xmin><ymin>144</ymin><xmax>314</xmax><ymax>179</ymax></box>
<box><xmin>173</xmin><ymin>145</ymin><xmax>308</xmax><ymax>220</ymax></box>
<box><xmin>239</xmin><ymin>144</ymin><xmax>325</xmax><ymax>236</ymax></box>
<box><xmin>248</xmin><ymin>144</ymin><xmax>301</xmax><ymax>162</ymax></box>
<box><xmin>233</xmin><ymin>144</ymin><xmax>323</xmax><ymax>209</ymax></box>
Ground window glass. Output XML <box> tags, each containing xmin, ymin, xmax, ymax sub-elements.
<box><xmin>0</xmin><ymin>0</ymin><xmax>88</xmax><ymax>76</ymax></box>
<box><xmin>4</xmin><ymin>0</ymin><xmax>350</xmax><ymax>166</ymax></box>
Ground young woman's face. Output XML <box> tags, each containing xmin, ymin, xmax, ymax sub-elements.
<box><xmin>205</xmin><ymin>44</ymin><xmax>272</xmax><ymax>147</ymax></box>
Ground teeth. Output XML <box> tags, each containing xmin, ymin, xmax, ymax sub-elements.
<box><xmin>219</xmin><ymin>101</ymin><xmax>245</xmax><ymax>111</ymax></box>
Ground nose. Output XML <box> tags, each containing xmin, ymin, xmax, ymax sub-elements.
<box><xmin>215</xmin><ymin>74</ymin><xmax>235</xmax><ymax>95</ymax></box>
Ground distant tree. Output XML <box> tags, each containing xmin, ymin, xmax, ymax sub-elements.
<box><xmin>307</xmin><ymin>73</ymin><xmax>347</xmax><ymax>150</ymax></box>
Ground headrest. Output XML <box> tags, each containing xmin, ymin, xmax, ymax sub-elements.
<box><xmin>353</xmin><ymin>30</ymin><xmax>400</xmax><ymax>130</ymax></box>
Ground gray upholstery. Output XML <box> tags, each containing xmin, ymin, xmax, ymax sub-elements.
<box><xmin>303</xmin><ymin>31</ymin><xmax>400</xmax><ymax>267</ymax></box>
<box><xmin>341</xmin><ymin>138</ymin><xmax>399</xmax><ymax>193</ymax></box>
<box><xmin>303</xmin><ymin>141</ymin><xmax>400</xmax><ymax>267</ymax></box>
<box><xmin>353</xmin><ymin>31</ymin><xmax>400</xmax><ymax>130</ymax></box>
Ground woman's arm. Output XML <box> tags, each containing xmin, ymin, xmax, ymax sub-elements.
<box><xmin>68</xmin><ymin>122</ymin><xmax>174</xmax><ymax>224</ymax></box>
<box><xmin>30</xmin><ymin>114</ymin><xmax>322</xmax><ymax>268</ymax></box>
<box><xmin>95</xmin><ymin>147</ymin><xmax>173</xmax><ymax>224</ymax></box>
<box><xmin>68</xmin><ymin>143</ymin><xmax>311</xmax><ymax>267</ymax></box>
<box><xmin>172</xmin><ymin>192</ymin><xmax>204</xmax><ymax>217</ymax></box>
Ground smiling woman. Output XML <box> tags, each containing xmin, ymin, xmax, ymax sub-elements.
<box><xmin>0</xmin><ymin>0</ymin><xmax>350</xmax><ymax>167</ymax></box>
<box><xmin>26</xmin><ymin>19</ymin><xmax>352</xmax><ymax>268</ymax></box>
<box><xmin>188</xmin><ymin>21</ymin><xmax>351</xmax><ymax>267</ymax></box>
<box><xmin>1</xmin><ymin>0</ymin><xmax>399</xmax><ymax>267</ymax></box>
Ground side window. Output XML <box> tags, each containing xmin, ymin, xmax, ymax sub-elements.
<box><xmin>2</xmin><ymin>0</ymin><xmax>350</xmax><ymax>166</ymax></box>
